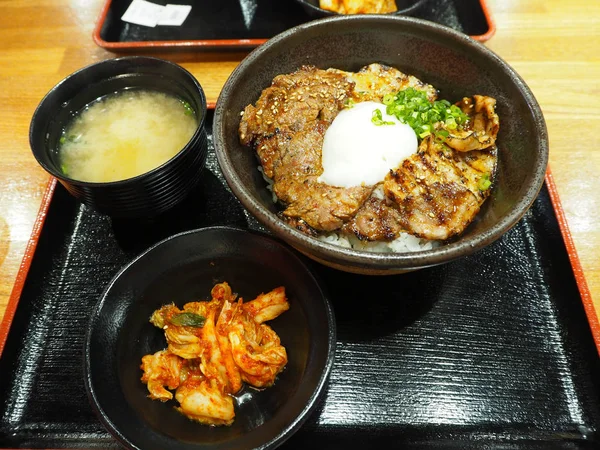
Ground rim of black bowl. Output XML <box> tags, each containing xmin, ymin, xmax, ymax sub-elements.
<box><xmin>30</xmin><ymin>56</ymin><xmax>207</xmax><ymax>187</ymax></box>
<box><xmin>83</xmin><ymin>225</ymin><xmax>337</xmax><ymax>450</ymax></box>
<box><xmin>214</xmin><ymin>15</ymin><xmax>549</xmax><ymax>270</ymax></box>
<box><xmin>296</xmin><ymin>0</ymin><xmax>427</xmax><ymax>17</ymax></box>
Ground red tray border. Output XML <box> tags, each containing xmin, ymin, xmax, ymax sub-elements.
<box><xmin>0</xmin><ymin>177</ymin><xmax>57</xmax><ymax>358</ymax></box>
<box><xmin>92</xmin><ymin>0</ymin><xmax>496</xmax><ymax>50</ymax></box>
<box><xmin>1</xmin><ymin>166</ymin><xmax>599</xmax><ymax>359</ymax></box>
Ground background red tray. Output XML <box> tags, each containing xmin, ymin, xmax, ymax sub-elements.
<box><xmin>93</xmin><ymin>0</ymin><xmax>496</xmax><ymax>51</ymax></box>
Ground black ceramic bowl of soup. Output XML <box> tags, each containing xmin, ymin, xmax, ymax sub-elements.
<box><xmin>30</xmin><ymin>56</ymin><xmax>208</xmax><ymax>219</ymax></box>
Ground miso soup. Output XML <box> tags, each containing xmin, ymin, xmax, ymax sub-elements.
<box><xmin>58</xmin><ymin>89</ymin><xmax>198</xmax><ymax>183</ymax></box>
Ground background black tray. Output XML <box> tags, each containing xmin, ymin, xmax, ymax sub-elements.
<box><xmin>1</xmin><ymin>111</ymin><xmax>599</xmax><ymax>448</ymax></box>
<box><xmin>95</xmin><ymin>0</ymin><xmax>494</xmax><ymax>50</ymax></box>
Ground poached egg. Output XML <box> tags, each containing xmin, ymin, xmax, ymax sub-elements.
<box><xmin>318</xmin><ymin>101</ymin><xmax>418</xmax><ymax>188</ymax></box>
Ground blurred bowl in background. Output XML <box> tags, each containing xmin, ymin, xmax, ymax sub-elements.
<box><xmin>295</xmin><ymin>0</ymin><xmax>427</xmax><ymax>18</ymax></box>
<box><xmin>29</xmin><ymin>56</ymin><xmax>208</xmax><ymax>219</ymax></box>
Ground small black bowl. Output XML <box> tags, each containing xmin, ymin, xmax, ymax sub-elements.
<box><xmin>84</xmin><ymin>226</ymin><xmax>336</xmax><ymax>450</ymax></box>
<box><xmin>296</xmin><ymin>0</ymin><xmax>427</xmax><ymax>18</ymax></box>
<box><xmin>30</xmin><ymin>56</ymin><xmax>208</xmax><ymax>219</ymax></box>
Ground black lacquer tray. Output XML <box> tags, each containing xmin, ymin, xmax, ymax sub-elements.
<box><xmin>93</xmin><ymin>0</ymin><xmax>495</xmax><ymax>51</ymax></box>
<box><xmin>1</xmin><ymin>111</ymin><xmax>600</xmax><ymax>449</ymax></box>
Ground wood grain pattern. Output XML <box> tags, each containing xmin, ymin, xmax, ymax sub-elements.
<box><xmin>0</xmin><ymin>0</ymin><xmax>598</xmax><ymax>330</ymax></box>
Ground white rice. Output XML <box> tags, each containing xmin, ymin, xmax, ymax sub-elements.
<box><xmin>258</xmin><ymin>166</ymin><xmax>278</xmax><ymax>203</ymax></box>
<box><xmin>318</xmin><ymin>229</ymin><xmax>436</xmax><ymax>253</ymax></box>
<box><xmin>259</xmin><ymin>167</ymin><xmax>437</xmax><ymax>253</ymax></box>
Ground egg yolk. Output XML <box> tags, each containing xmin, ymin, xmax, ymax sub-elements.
<box><xmin>318</xmin><ymin>101</ymin><xmax>418</xmax><ymax>188</ymax></box>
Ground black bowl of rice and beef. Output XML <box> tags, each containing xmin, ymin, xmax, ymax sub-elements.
<box><xmin>213</xmin><ymin>15</ymin><xmax>549</xmax><ymax>275</ymax></box>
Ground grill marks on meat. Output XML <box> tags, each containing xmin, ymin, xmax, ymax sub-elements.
<box><xmin>344</xmin><ymin>94</ymin><xmax>499</xmax><ymax>242</ymax></box>
<box><xmin>385</xmin><ymin>142</ymin><xmax>478</xmax><ymax>241</ymax></box>
<box><xmin>240</xmin><ymin>64</ymin><xmax>499</xmax><ymax>243</ymax></box>
<box><xmin>349</xmin><ymin>138</ymin><xmax>497</xmax><ymax>241</ymax></box>
<box><xmin>332</xmin><ymin>64</ymin><xmax>438</xmax><ymax>103</ymax></box>
<box><xmin>342</xmin><ymin>196</ymin><xmax>404</xmax><ymax>241</ymax></box>
<box><xmin>444</xmin><ymin>95</ymin><xmax>500</xmax><ymax>152</ymax></box>
<box><xmin>239</xmin><ymin>65</ymin><xmax>373</xmax><ymax>231</ymax></box>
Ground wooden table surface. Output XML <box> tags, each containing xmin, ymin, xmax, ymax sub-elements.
<box><xmin>0</xmin><ymin>0</ymin><xmax>598</xmax><ymax>335</ymax></box>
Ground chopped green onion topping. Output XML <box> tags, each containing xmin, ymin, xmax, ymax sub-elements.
<box><xmin>182</xmin><ymin>101</ymin><xmax>195</xmax><ymax>117</ymax></box>
<box><xmin>371</xmin><ymin>109</ymin><xmax>395</xmax><ymax>126</ymax></box>
<box><xmin>168</xmin><ymin>312</ymin><xmax>206</xmax><ymax>328</ymax></box>
<box><xmin>382</xmin><ymin>87</ymin><xmax>470</xmax><ymax>141</ymax></box>
<box><xmin>382</xmin><ymin>93</ymin><xmax>395</xmax><ymax>105</ymax></box>
<box><xmin>478</xmin><ymin>173</ymin><xmax>492</xmax><ymax>191</ymax></box>
<box><xmin>59</xmin><ymin>134</ymin><xmax>79</xmax><ymax>146</ymax></box>
<box><xmin>344</xmin><ymin>98</ymin><xmax>355</xmax><ymax>109</ymax></box>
